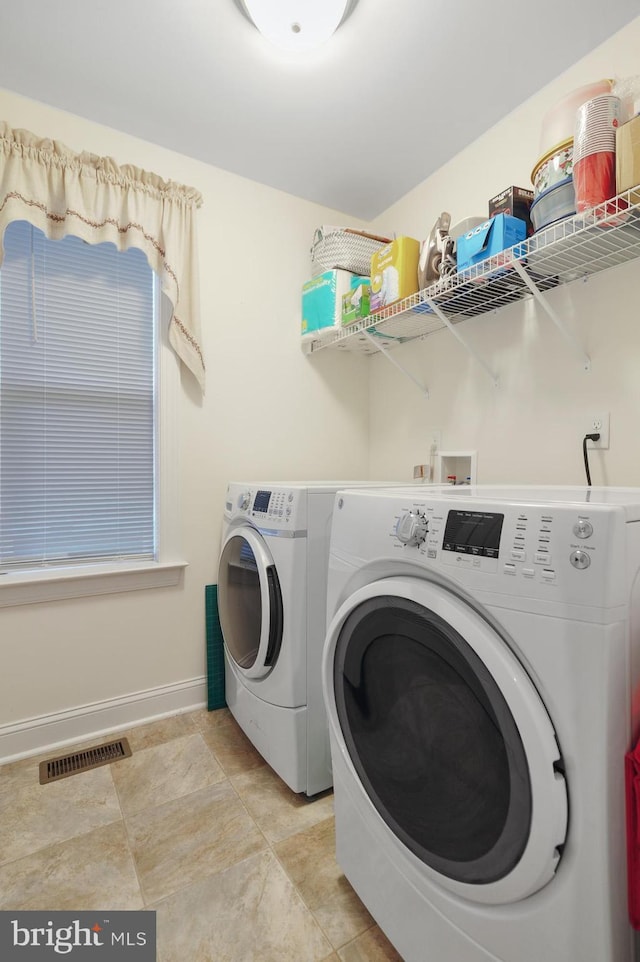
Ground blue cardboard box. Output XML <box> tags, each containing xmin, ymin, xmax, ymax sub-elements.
<box><xmin>456</xmin><ymin>214</ymin><xmax>526</xmax><ymax>273</ymax></box>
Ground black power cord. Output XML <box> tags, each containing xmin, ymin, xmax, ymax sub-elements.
<box><xmin>583</xmin><ymin>433</ymin><xmax>601</xmax><ymax>486</ymax></box>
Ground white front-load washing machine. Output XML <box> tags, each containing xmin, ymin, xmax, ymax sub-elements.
<box><xmin>218</xmin><ymin>481</ymin><xmax>400</xmax><ymax>796</ymax></box>
<box><xmin>322</xmin><ymin>485</ymin><xmax>640</xmax><ymax>961</ymax></box>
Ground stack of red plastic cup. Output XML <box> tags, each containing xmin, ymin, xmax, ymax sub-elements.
<box><xmin>573</xmin><ymin>94</ymin><xmax>621</xmax><ymax>213</ymax></box>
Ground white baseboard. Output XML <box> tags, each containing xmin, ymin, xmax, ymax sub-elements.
<box><xmin>0</xmin><ymin>676</ymin><xmax>207</xmax><ymax>765</ymax></box>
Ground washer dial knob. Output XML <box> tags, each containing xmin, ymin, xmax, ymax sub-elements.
<box><xmin>237</xmin><ymin>491</ymin><xmax>251</xmax><ymax>511</ymax></box>
<box><xmin>395</xmin><ymin>510</ymin><xmax>429</xmax><ymax>547</ymax></box>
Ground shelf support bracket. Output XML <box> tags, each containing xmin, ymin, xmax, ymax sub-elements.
<box><xmin>422</xmin><ymin>297</ymin><xmax>499</xmax><ymax>386</ymax></box>
<box><xmin>510</xmin><ymin>259</ymin><xmax>591</xmax><ymax>371</ymax></box>
<box><xmin>362</xmin><ymin>331</ymin><xmax>429</xmax><ymax>398</ymax></box>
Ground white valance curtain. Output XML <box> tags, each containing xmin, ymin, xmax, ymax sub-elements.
<box><xmin>0</xmin><ymin>121</ymin><xmax>205</xmax><ymax>392</ymax></box>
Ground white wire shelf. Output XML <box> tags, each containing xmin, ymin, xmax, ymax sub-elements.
<box><xmin>301</xmin><ymin>187</ymin><xmax>640</xmax><ymax>357</ymax></box>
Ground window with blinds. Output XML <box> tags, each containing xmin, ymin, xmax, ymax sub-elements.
<box><xmin>0</xmin><ymin>220</ymin><xmax>157</xmax><ymax>570</ymax></box>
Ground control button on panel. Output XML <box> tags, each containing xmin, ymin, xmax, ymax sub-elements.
<box><xmin>535</xmin><ymin>551</ymin><xmax>551</xmax><ymax>564</ymax></box>
<box><xmin>522</xmin><ymin>568</ymin><xmax>535</xmax><ymax>578</ymax></box>
<box><xmin>573</xmin><ymin>520</ymin><xmax>593</xmax><ymax>539</ymax></box>
<box><xmin>455</xmin><ymin>555</ymin><xmax>473</xmax><ymax>567</ymax></box>
<box><xmin>541</xmin><ymin>568</ymin><xmax>557</xmax><ymax>582</ymax></box>
<box><xmin>503</xmin><ymin>563</ymin><xmax>517</xmax><ymax>576</ymax></box>
<box><xmin>570</xmin><ymin>549</ymin><xmax>591</xmax><ymax>570</ymax></box>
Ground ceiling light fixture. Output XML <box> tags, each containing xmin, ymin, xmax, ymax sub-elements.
<box><xmin>234</xmin><ymin>0</ymin><xmax>359</xmax><ymax>53</ymax></box>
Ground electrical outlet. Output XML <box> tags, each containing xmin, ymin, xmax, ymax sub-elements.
<box><xmin>584</xmin><ymin>413</ymin><xmax>610</xmax><ymax>449</ymax></box>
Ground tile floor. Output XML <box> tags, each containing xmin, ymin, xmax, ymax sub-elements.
<box><xmin>0</xmin><ymin>708</ymin><xmax>403</xmax><ymax>962</ymax></box>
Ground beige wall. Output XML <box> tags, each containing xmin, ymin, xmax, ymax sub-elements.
<box><xmin>0</xmin><ymin>90</ymin><xmax>370</xmax><ymax>742</ymax></box>
<box><xmin>365</xmin><ymin>16</ymin><xmax>640</xmax><ymax>486</ymax></box>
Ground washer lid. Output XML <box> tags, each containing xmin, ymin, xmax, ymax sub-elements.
<box><xmin>218</xmin><ymin>526</ymin><xmax>283</xmax><ymax>679</ymax></box>
<box><xmin>324</xmin><ymin>576</ymin><xmax>568</xmax><ymax>905</ymax></box>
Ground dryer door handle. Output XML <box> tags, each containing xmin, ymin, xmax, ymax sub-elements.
<box><xmin>218</xmin><ymin>526</ymin><xmax>282</xmax><ymax>679</ymax></box>
<box><xmin>264</xmin><ymin>564</ymin><xmax>284</xmax><ymax>667</ymax></box>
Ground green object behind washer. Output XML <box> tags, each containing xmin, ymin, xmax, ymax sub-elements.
<box><xmin>205</xmin><ymin>584</ymin><xmax>227</xmax><ymax>710</ymax></box>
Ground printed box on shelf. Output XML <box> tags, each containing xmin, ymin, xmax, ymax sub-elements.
<box><xmin>488</xmin><ymin>186</ymin><xmax>534</xmax><ymax>236</ymax></box>
<box><xmin>616</xmin><ymin>115</ymin><xmax>640</xmax><ymax>204</ymax></box>
<box><xmin>342</xmin><ymin>282</ymin><xmax>371</xmax><ymax>326</ymax></box>
<box><xmin>456</xmin><ymin>215</ymin><xmax>527</xmax><ymax>273</ymax></box>
<box><xmin>370</xmin><ymin>236</ymin><xmax>420</xmax><ymax>312</ymax></box>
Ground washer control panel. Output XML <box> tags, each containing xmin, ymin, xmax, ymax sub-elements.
<box><xmin>384</xmin><ymin>496</ymin><xmax>617</xmax><ymax>598</ymax></box>
<box><xmin>225</xmin><ymin>484</ymin><xmax>303</xmax><ymax>529</ymax></box>
<box><xmin>331</xmin><ymin>488</ymin><xmax>628</xmax><ymax>608</ymax></box>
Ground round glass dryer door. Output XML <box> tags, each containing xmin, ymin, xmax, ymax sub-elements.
<box><xmin>328</xmin><ymin>577</ymin><xmax>568</xmax><ymax>905</ymax></box>
<box><xmin>218</xmin><ymin>528</ymin><xmax>283</xmax><ymax>679</ymax></box>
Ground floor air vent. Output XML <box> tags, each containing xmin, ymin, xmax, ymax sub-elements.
<box><xmin>39</xmin><ymin>737</ymin><xmax>132</xmax><ymax>785</ymax></box>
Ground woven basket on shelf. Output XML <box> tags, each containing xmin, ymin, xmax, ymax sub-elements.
<box><xmin>311</xmin><ymin>227</ymin><xmax>391</xmax><ymax>276</ymax></box>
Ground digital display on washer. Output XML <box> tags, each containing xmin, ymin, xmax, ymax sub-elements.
<box><xmin>253</xmin><ymin>490</ymin><xmax>272</xmax><ymax>513</ymax></box>
<box><xmin>442</xmin><ymin>510</ymin><xmax>504</xmax><ymax>558</ymax></box>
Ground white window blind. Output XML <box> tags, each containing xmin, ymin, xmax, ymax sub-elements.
<box><xmin>0</xmin><ymin>220</ymin><xmax>156</xmax><ymax>570</ymax></box>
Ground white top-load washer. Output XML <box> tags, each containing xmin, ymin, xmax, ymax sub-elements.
<box><xmin>322</xmin><ymin>485</ymin><xmax>640</xmax><ymax>962</ymax></box>
<box><xmin>218</xmin><ymin>480</ymin><xmax>405</xmax><ymax>796</ymax></box>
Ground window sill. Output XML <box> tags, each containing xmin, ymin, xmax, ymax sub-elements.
<box><xmin>0</xmin><ymin>560</ymin><xmax>188</xmax><ymax>608</ymax></box>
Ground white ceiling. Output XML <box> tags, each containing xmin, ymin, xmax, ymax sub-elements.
<box><xmin>0</xmin><ymin>0</ymin><xmax>638</xmax><ymax>219</ymax></box>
